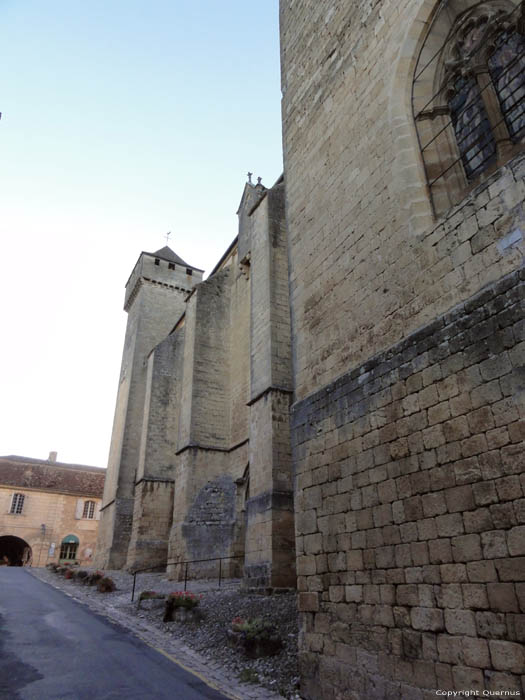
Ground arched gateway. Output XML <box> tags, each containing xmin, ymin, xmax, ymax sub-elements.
<box><xmin>0</xmin><ymin>536</ymin><xmax>32</xmax><ymax>566</ymax></box>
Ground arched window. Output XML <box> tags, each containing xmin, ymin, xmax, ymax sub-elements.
<box><xmin>83</xmin><ymin>500</ymin><xmax>96</xmax><ymax>519</ymax></box>
<box><xmin>413</xmin><ymin>0</ymin><xmax>525</xmax><ymax>215</ymax></box>
<box><xmin>59</xmin><ymin>535</ymin><xmax>79</xmax><ymax>561</ymax></box>
<box><xmin>9</xmin><ymin>493</ymin><xmax>25</xmax><ymax>514</ymax></box>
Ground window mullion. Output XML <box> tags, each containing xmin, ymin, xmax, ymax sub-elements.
<box><xmin>474</xmin><ymin>65</ymin><xmax>513</xmax><ymax>159</ymax></box>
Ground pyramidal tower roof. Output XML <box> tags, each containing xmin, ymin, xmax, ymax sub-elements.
<box><xmin>150</xmin><ymin>246</ymin><xmax>190</xmax><ymax>267</ymax></box>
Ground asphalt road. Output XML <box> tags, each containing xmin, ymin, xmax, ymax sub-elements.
<box><xmin>0</xmin><ymin>568</ymin><xmax>230</xmax><ymax>700</ymax></box>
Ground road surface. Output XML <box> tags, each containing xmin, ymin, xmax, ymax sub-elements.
<box><xmin>0</xmin><ymin>567</ymin><xmax>230</xmax><ymax>699</ymax></box>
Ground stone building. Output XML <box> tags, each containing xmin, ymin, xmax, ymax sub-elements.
<box><xmin>0</xmin><ymin>453</ymin><xmax>105</xmax><ymax>567</ymax></box>
<box><xmin>96</xmin><ymin>178</ymin><xmax>296</xmax><ymax>590</ymax></box>
<box><xmin>281</xmin><ymin>0</ymin><xmax>525</xmax><ymax>697</ymax></box>
<box><xmin>96</xmin><ymin>0</ymin><xmax>524</xmax><ymax>696</ymax></box>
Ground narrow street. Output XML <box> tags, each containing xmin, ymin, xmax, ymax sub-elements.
<box><xmin>0</xmin><ymin>568</ymin><xmax>230</xmax><ymax>700</ymax></box>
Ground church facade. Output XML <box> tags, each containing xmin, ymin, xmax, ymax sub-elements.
<box><xmin>97</xmin><ymin>0</ymin><xmax>524</xmax><ymax>697</ymax></box>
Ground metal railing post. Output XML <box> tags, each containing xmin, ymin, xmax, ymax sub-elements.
<box><xmin>219</xmin><ymin>558</ymin><xmax>222</xmax><ymax>588</ymax></box>
<box><xmin>131</xmin><ymin>572</ymin><xmax>137</xmax><ymax>602</ymax></box>
<box><xmin>184</xmin><ymin>562</ymin><xmax>188</xmax><ymax>591</ymax></box>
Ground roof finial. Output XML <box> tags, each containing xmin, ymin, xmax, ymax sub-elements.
<box><xmin>165</xmin><ymin>231</ymin><xmax>171</xmax><ymax>244</ymax></box>
<box><xmin>257</xmin><ymin>177</ymin><xmax>262</xmax><ymax>185</ymax></box>
<box><xmin>247</xmin><ymin>172</ymin><xmax>253</xmax><ymax>184</ymax></box>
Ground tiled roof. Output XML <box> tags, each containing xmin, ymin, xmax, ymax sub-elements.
<box><xmin>0</xmin><ymin>456</ymin><xmax>105</xmax><ymax>497</ymax></box>
<box><xmin>150</xmin><ymin>246</ymin><xmax>190</xmax><ymax>266</ymax></box>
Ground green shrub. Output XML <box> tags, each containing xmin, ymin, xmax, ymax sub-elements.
<box><xmin>231</xmin><ymin>617</ymin><xmax>278</xmax><ymax>641</ymax></box>
<box><xmin>139</xmin><ymin>590</ymin><xmax>164</xmax><ymax>601</ymax></box>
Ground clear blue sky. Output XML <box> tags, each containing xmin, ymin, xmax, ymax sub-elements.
<box><xmin>0</xmin><ymin>0</ymin><xmax>283</xmax><ymax>467</ymax></box>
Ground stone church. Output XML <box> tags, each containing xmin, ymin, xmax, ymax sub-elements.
<box><xmin>98</xmin><ymin>0</ymin><xmax>524</xmax><ymax>697</ymax></box>
<box><xmin>95</xmin><ymin>176</ymin><xmax>296</xmax><ymax>591</ymax></box>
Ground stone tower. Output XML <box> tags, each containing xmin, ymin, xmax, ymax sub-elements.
<box><xmin>96</xmin><ymin>246</ymin><xmax>203</xmax><ymax>568</ymax></box>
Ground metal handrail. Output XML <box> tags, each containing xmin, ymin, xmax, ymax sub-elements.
<box><xmin>130</xmin><ymin>554</ymin><xmax>244</xmax><ymax>601</ymax></box>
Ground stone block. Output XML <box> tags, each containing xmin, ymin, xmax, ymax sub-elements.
<box><xmin>462</xmin><ymin>583</ymin><xmax>489</xmax><ymax>609</ymax></box>
<box><xmin>436</xmin><ymin>583</ymin><xmax>463</xmax><ymax>609</ymax></box>
<box><xmin>454</xmin><ymin>457</ymin><xmax>482</xmax><ymax>484</ymax></box>
<box><xmin>404</xmin><ymin>496</ymin><xmax>424</xmax><ymax>521</ymax></box>
<box><xmin>444</xmin><ymin>608</ymin><xmax>477</xmax><ymax>636</ymax></box>
<box><xmin>329</xmin><ymin>586</ymin><xmax>345</xmax><ymax>603</ymax></box>
<box><xmin>297</xmin><ymin>555</ymin><xmax>317</xmax><ymax>576</ymax></box>
<box><xmin>464</xmin><ymin>508</ymin><xmax>493</xmax><ymax>533</ymax></box>
<box><xmin>436</xmin><ymin>513</ymin><xmax>465</xmax><ymax>537</ymax></box>
<box><xmin>495</xmin><ymin>557</ymin><xmax>525</xmax><ymax>581</ymax></box>
<box><xmin>422</xmin><ymin>491</ymin><xmax>447</xmax><ymax>517</ymax></box>
<box><xmin>487</xmin><ymin>583</ymin><xmax>519</xmax><ymax>612</ymax></box>
<box><xmin>411</xmin><ymin>607</ymin><xmax>444</xmax><ymax>631</ymax></box>
<box><xmin>437</xmin><ymin>634</ymin><xmax>463</xmax><ymax>664</ymax></box>
<box><xmin>451</xmin><ymin>664</ymin><xmax>484</xmax><ymax>691</ymax></box>
<box><xmin>443</xmin><ymin>416</ymin><xmax>470</xmax><ymax>442</ymax></box>
<box><xmin>298</xmin><ymin>592</ymin><xmax>319</xmax><ymax>612</ymax></box>
<box><xmin>346</xmin><ymin>550</ymin><xmax>364</xmax><ymax>571</ymax></box>
<box><xmin>507</xmin><ymin>525</ymin><xmax>525</xmax><ymax>556</ymax></box>
<box><xmin>481</xmin><ymin>530</ymin><xmax>509</xmax><ymax>559</ymax></box>
<box><xmin>473</xmin><ymin>480</ymin><xmax>498</xmax><ymax>506</ymax></box>
<box><xmin>411</xmin><ymin>542</ymin><xmax>430</xmax><ymax>566</ymax></box>
<box><xmin>435</xmin><ymin>662</ymin><xmax>454</xmax><ymax>690</ymax></box>
<box><xmin>476</xmin><ymin>611</ymin><xmax>508</xmax><ymax>638</ymax></box>
<box><xmin>417</xmin><ymin>518</ymin><xmax>438</xmax><ymax>541</ymax></box>
<box><xmin>489</xmin><ymin>639</ymin><xmax>525</xmax><ymax>673</ymax></box>
<box><xmin>484</xmin><ymin>670</ymin><xmax>523</xmax><ymax>694</ymax></box>
<box><xmin>451</xmin><ymin>534</ymin><xmax>482</xmax><ymax>562</ymax></box>
<box><xmin>490</xmin><ymin>503</ymin><xmax>517</xmax><ymax>529</ymax></box>
<box><xmin>440</xmin><ymin>563</ymin><xmax>468</xmax><ymax>583</ymax></box>
<box><xmin>375</xmin><ymin>546</ymin><xmax>395</xmax><ymax>569</ymax></box>
<box><xmin>466</xmin><ymin>560</ymin><xmax>497</xmax><ymax>582</ymax></box>
<box><xmin>429</xmin><ymin>539</ymin><xmax>453</xmax><ymax>564</ymax></box>
<box><xmin>495</xmin><ymin>475</ymin><xmax>522</xmax><ymax>502</ymax></box>
<box><xmin>445</xmin><ymin>485</ymin><xmax>474</xmax><ymax>513</ymax></box>
<box><xmin>462</xmin><ymin>636</ymin><xmax>490</xmax><ymax>668</ymax></box>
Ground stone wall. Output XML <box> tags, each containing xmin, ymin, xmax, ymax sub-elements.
<box><xmin>126</xmin><ymin>330</ymin><xmax>185</xmax><ymax>570</ymax></box>
<box><xmin>165</xmin><ymin>180</ymin><xmax>296</xmax><ymax>589</ymax></box>
<box><xmin>280</xmin><ymin>0</ymin><xmax>524</xmax><ymax>403</ymax></box>
<box><xmin>280</xmin><ymin>0</ymin><xmax>525</xmax><ymax>696</ymax></box>
<box><xmin>291</xmin><ymin>266</ymin><xmax>524</xmax><ymax>699</ymax></box>
<box><xmin>281</xmin><ymin>0</ymin><xmax>525</xmax><ymax>695</ymax></box>
<box><xmin>96</xmin><ymin>251</ymin><xmax>201</xmax><ymax>569</ymax></box>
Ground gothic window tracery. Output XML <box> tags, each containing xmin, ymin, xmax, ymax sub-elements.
<box><xmin>413</xmin><ymin>0</ymin><xmax>525</xmax><ymax>215</ymax></box>
<box><xmin>488</xmin><ymin>29</ymin><xmax>525</xmax><ymax>137</ymax></box>
<box><xmin>448</xmin><ymin>75</ymin><xmax>496</xmax><ymax>177</ymax></box>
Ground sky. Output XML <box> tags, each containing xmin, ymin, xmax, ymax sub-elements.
<box><xmin>0</xmin><ymin>0</ymin><xmax>283</xmax><ymax>467</ymax></box>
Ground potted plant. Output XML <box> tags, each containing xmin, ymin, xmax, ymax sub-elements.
<box><xmin>137</xmin><ymin>591</ymin><xmax>165</xmax><ymax>610</ymax></box>
<box><xmin>163</xmin><ymin>591</ymin><xmax>203</xmax><ymax>622</ymax></box>
<box><xmin>228</xmin><ymin>617</ymin><xmax>282</xmax><ymax>658</ymax></box>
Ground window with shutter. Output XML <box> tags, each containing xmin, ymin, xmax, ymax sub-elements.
<box><xmin>9</xmin><ymin>493</ymin><xmax>25</xmax><ymax>514</ymax></box>
<box><xmin>82</xmin><ymin>501</ymin><xmax>96</xmax><ymax>519</ymax></box>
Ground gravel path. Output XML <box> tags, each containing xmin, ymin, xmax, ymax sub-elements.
<box><xmin>30</xmin><ymin>567</ymin><xmax>301</xmax><ymax>700</ymax></box>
